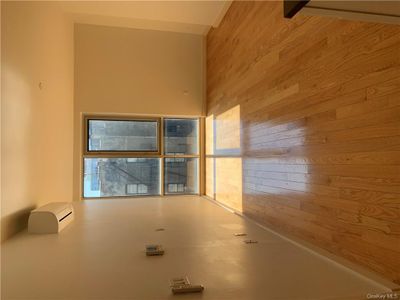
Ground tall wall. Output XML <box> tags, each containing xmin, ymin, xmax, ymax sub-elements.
<box><xmin>73</xmin><ymin>24</ymin><xmax>205</xmax><ymax>199</ymax></box>
<box><xmin>206</xmin><ymin>1</ymin><xmax>400</xmax><ymax>283</ymax></box>
<box><xmin>1</xmin><ymin>2</ymin><xmax>74</xmax><ymax>241</ymax></box>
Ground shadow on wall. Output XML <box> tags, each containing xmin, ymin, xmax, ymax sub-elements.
<box><xmin>1</xmin><ymin>206</ymin><xmax>35</xmax><ymax>242</ymax></box>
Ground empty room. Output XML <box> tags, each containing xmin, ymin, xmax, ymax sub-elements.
<box><xmin>1</xmin><ymin>1</ymin><xmax>400</xmax><ymax>299</ymax></box>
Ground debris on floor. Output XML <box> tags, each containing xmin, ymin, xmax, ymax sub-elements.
<box><xmin>234</xmin><ymin>233</ymin><xmax>247</xmax><ymax>236</ymax></box>
<box><xmin>155</xmin><ymin>228</ymin><xmax>165</xmax><ymax>231</ymax></box>
<box><xmin>145</xmin><ymin>244</ymin><xmax>165</xmax><ymax>256</ymax></box>
<box><xmin>170</xmin><ymin>277</ymin><xmax>204</xmax><ymax>294</ymax></box>
<box><xmin>243</xmin><ymin>240</ymin><xmax>258</xmax><ymax>244</ymax></box>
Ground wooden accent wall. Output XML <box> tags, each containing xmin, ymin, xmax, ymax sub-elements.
<box><xmin>206</xmin><ymin>1</ymin><xmax>400</xmax><ymax>284</ymax></box>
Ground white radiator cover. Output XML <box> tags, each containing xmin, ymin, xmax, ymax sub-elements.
<box><xmin>28</xmin><ymin>202</ymin><xmax>74</xmax><ymax>234</ymax></box>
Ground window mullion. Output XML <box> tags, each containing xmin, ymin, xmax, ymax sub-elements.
<box><xmin>160</xmin><ymin>117</ymin><xmax>165</xmax><ymax>196</ymax></box>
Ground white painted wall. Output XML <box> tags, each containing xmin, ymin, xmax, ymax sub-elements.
<box><xmin>73</xmin><ymin>24</ymin><xmax>205</xmax><ymax>200</ymax></box>
<box><xmin>1</xmin><ymin>5</ymin><xmax>207</xmax><ymax>240</ymax></box>
<box><xmin>1</xmin><ymin>2</ymin><xmax>74</xmax><ymax>241</ymax></box>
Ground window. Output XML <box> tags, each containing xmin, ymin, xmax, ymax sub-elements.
<box><xmin>87</xmin><ymin>118</ymin><xmax>160</xmax><ymax>153</ymax></box>
<box><xmin>167</xmin><ymin>183</ymin><xmax>185</xmax><ymax>193</ymax></box>
<box><xmin>164</xmin><ymin>119</ymin><xmax>199</xmax><ymax>155</ymax></box>
<box><xmin>84</xmin><ymin>158</ymin><xmax>160</xmax><ymax>197</ymax></box>
<box><xmin>126</xmin><ymin>183</ymin><xmax>148</xmax><ymax>195</ymax></box>
<box><xmin>168</xmin><ymin>184</ymin><xmax>177</xmax><ymax>193</ymax></box>
<box><xmin>127</xmin><ymin>184</ymin><xmax>138</xmax><ymax>194</ymax></box>
<box><xmin>83</xmin><ymin>116</ymin><xmax>200</xmax><ymax>198</ymax></box>
<box><xmin>138</xmin><ymin>184</ymin><xmax>148</xmax><ymax>194</ymax></box>
<box><xmin>164</xmin><ymin>158</ymin><xmax>198</xmax><ymax>194</ymax></box>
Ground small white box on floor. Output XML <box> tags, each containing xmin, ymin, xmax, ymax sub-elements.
<box><xmin>28</xmin><ymin>202</ymin><xmax>74</xmax><ymax>234</ymax></box>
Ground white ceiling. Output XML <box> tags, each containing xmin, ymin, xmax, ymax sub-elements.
<box><xmin>60</xmin><ymin>1</ymin><xmax>232</xmax><ymax>35</ymax></box>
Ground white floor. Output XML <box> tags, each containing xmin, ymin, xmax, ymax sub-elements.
<box><xmin>1</xmin><ymin>196</ymin><xmax>393</xmax><ymax>300</ymax></box>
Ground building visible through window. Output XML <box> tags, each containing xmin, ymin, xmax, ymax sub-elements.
<box><xmin>127</xmin><ymin>183</ymin><xmax>148</xmax><ymax>195</ymax></box>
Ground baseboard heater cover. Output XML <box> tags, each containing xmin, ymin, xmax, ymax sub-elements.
<box><xmin>28</xmin><ymin>202</ymin><xmax>74</xmax><ymax>234</ymax></box>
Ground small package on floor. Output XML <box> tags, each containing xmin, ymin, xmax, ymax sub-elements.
<box><xmin>234</xmin><ymin>233</ymin><xmax>247</xmax><ymax>236</ymax></box>
<box><xmin>243</xmin><ymin>239</ymin><xmax>258</xmax><ymax>244</ymax></box>
<box><xmin>170</xmin><ymin>277</ymin><xmax>204</xmax><ymax>294</ymax></box>
<box><xmin>145</xmin><ymin>244</ymin><xmax>164</xmax><ymax>256</ymax></box>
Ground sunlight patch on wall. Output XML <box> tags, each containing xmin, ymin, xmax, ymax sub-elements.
<box><xmin>216</xmin><ymin>157</ymin><xmax>243</xmax><ymax>212</ymax></box>
<box><xmin>243</xmin><ymin>158</ymin><xmax>308</xmax><ymax>196</ymax></box>
<box><xmin>205</xmin><ymin>157</ymin><xmax>215</xmax><ymax>198</ymax></box>
<box><xmin>205</xmin><ymin>114</ymin><xmax>214</xmax><ymax>155</ymax></box>
<box><xmin>215</xmin><ymin>105</ymin><xmax>241</xmax><ymax>154</ymax></box>
<box><xmin>206</xmin><ymin>106</ymin><xmax>243</xmax><ymax>209</ymax></box>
